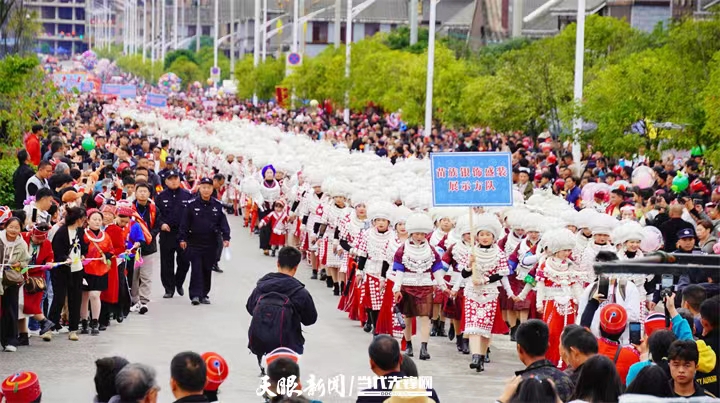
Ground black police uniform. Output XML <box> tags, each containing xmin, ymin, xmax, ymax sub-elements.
<box><xmin>156</xmin><ymin>172</ymin><xmax>193</xmax><ymax>296</ymax></box>
<box><xmin>178</xmin><ymin>181</ymin><xmax>231</xmax><ymax>302</ymax></box>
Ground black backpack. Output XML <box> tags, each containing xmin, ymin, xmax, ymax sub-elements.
<box><xmin>248</xmin><ymin>286</ymin><xmax>303</xmax><ymax>356</ymax></box>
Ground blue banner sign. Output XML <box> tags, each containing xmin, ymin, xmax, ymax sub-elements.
<box><xmin>430</xmin><ymin>152</ymin><xmax>513</xmax><ymax>207</ymax></box>
<box><xmin>102</xmin><ymin>84</ymin><xmax>137</xmax><ymax>98</ymax></box>
<box><xmin>146</xmin><ymin>93</ymin><xmax>168</xmax><ymax>108</ymax></box>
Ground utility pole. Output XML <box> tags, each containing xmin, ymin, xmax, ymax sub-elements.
<box><xmin>512</xmin><ymin>0</ymin><xmax>523</xmax><ymax>37</ymax></box>
<box><xmin>151</xmin><ymin>0</ymin><xmax>156</xmax><ymax>61</ymax></box>
<box><xmin>213</xmin><ymin>0</ymin><xmax>219</xmax><ymax>72</ymax></box>
<box><xmin>261</xmin><ymin>0</ymin><xmax>267</xmax><ymax>62</ymax></box>
<box><xmin>572</xmin><ymin>0</ymin><xmax>586</xmax><ymax>163</ymax></box>
<box><xmin>161</xmin><ymin>0</ymin><xmax>166</xmax><ymax>60</ymax></box>
<box><xmin>230</xmin><ymin>0</ymin><xmax>235</xmax><ymax>75</ymax></box>
<box><xmin>173</xmin><ymin>0</ymin><xmax>178</xmax><ymax>48</ymax></box>
<box><xmin>424</xmin><ymin>0</ymin><xmax>438</xmax><ymax>136</ymax></box>
<box><xmin>143</xmin><ymin>0</ymin><xmax>147</xmax><ymax>61</ymax></box>
<box><xmin>253</xmin><ymin>0</ymin><xmax>261</xmax><ymax>105</ymax></box>
<box><xmin>333</xmin><ymin>0</ymin><xmax>341</xmax><ymax>47</ymax></box>
<box><xmin>196</xmin><ymin>0</ymin><xmax>201</xmax><ymax>51</ymax></box>
<box><xmin>409</xmin><ymin>0</ymin><xmax>418</xmax><ymax>45</ymax></box>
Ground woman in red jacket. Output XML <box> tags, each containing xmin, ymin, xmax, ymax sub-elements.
<box><xmin>81</xmin><ymin>210</ymin><xmax>114</xmax><ymax>336</ymax></box>
<box><xmin>19</xmin><ymin>223</ymin><xmax>56</xmax><ymax>342</ymax></box>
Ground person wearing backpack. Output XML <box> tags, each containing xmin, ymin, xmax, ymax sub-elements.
<box><xmin>246</xmin><ymin>246</ymin><xmax>318</xmax><ymax>371</ymax></box>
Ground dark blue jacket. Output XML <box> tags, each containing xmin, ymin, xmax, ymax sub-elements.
<box><xmin>157</xmin><ymin>187</ymin><xmax>192</xmax><ymax>231</ymax></box>
<box><xmin>246</xmin><ymin>272</ymin><xmax>317</xmax><ymax>354</ymax></box>
<box><xmin>178</xmin><ymin>197</ymin><xmax>230</xmax><ymax>247</ymax></box>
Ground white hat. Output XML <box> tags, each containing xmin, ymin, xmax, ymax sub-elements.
<box><xmin>474</xmin><ymin>214</ymin><xmax>504</xmax><ymax>240</ymax></box>
<box><xmin>393</xmin><ymin>205</ymin><xmax>412</xmax><ymax>225</ymax></box>
<box><xmin>405</xmin><ymin>212</ymin><xmax>434</xmax><ymax>235</ymax></box>
<box><xmin>544</xmin><ymin>228</ymin><xmax>578</xmax><ymax>254</ymax></box>
<box><xmin>576</xmin><ymin>208</ymin><xmax>599</xmax><ymax>229</ymax></box>
<box><xmin>454</xmin><ymin>214</ymin><xmax>472</xmax><ymax>235</ymax></box>
<box><xmin>591</xmin><ymin>214</ymin><xmax>618</xmax><ymax>236</ymax></box>
<box><xmin>522</xmin><ymin>213</ymin><xmax>546</xmax><ymax>233</ymax></box>
<box><xmin>613</xmin><ymin>221</ymin><xmax>646</xmax><ymax>245</ymax></box>
<box><xmin>368</xmin><ymin>201</ymin><xmax>394</xmax><ymax>222</ymax></box>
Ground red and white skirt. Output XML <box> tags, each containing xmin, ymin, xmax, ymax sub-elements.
<box><xmin>463</xmin><ymin>296</ymin><xmax>499</xmax><ymax>337</ymax></box>
<box><xmin>360</xmin><ymin>274</ymin><xmax>384</xmax><ymax>311</ymax></box>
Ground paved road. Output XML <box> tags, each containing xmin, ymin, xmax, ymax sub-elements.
<box><xmin>0</xmin><ymin>216</ymin><xmax>519</xmax><ymax>402</ymax></box>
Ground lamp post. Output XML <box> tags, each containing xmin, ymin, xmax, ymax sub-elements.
<box><xmin>213</xmin><ymin>0</ymin><xmax>219</xmax><ymax>82</ymax></box>
<box><xmin>253</xmin><ymin>0</ymin><xmax>260</xmax><ymax>105</ymax></box>
<box><xmin>571</xmin><ymin>0</ymin><xmax>586</xmax><ymax>163</ymax></box>
<box><xmin>423</xmin><ymin>0</ymin><xmax>438</xmax><ymax>136</ymax></box>
<box><xmin>142</xmin><ymin>0</ymin><xmax>147</xmax><ymax>61</ymax></box>
<box><xmin>343</xmin><ymin>0</ymin><xmax>377</xmax><ymax>123</ymax></box>
<box><xmin>261</xmin><ymin>0</ymin><xmax>267</xmax><ymax>62</ymax></box>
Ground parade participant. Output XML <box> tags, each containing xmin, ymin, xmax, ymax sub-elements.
<box><xmin>535</xmin><ymin>227</ymin><xmax>586</xmax><ymax>367</ymax></box>
<box><xmin>49</xmin><ymin>207</ymin><xmax>86</xmax><ymax>341</ymax></box>
<box><xmin>337</xmin><ymin>195</ymin><xmax>369</xmax><ymax>317</ymax></box>
<box><xmin>392</xmin><ymin>212</ymin><xmax>446</xmax><ymax>361</ymax></box>
<box><xmin>254</xmin><ymin>165</ymin><xmax>282</xmax><ymax>256</ymax></box>
<box><xmin>301</xmin><ymin>175</ymin><xmax>326</xmax><ymax>280</ymax></box>
<box><xmin>156</xmin><ymin>170</ymin><xmax>193</xmax><ymax>298</ymax></box>
<box><xmin>80</xmin><ymin>210</ymin><xmax>114</xmax><ymax>336</ymax></box>
<box><xmin>498</xmin><ymin>211</ymin><xmax>525</xmax><ymax>256</ymax></box>
<box><xmin>505</xmin><ymin>212</ymin><xmax>543</xmax><ymax>341</ymax></box>
<box><xmin>19</xmin><ymin>223</ymin><xmax>55</xmax><ymax>342</ymax></box>
<box><xmin>579</xmin><ymin>214</ymin><xmax>618</xmax><ymax>278</ymax></box>
<box><xmin>428</xmin><ymin>209</ymin><xmax>456</xmax><ymax>338</ymax></box>
<box><xmin>258</xmin><ymin>200</ymin><xmax>289</xmax><ymax>257</ymax></box>
<box><xmin>182</xmin><ymin>168</ymin><xmax>198</xmax><ymax>193</ymax></box>
<box><xmin>441</xmin><ymin>215</ymin><xmax>473</xmax><ymax>354</ymax></box>
<box><xmin>355</xmin><ymin>202</ymin><xmax>395</xmax><ymax>335</ymax></box>
<box><xmin>458</xmin><ymin>214</ymin><xmax>512</xmax><ymax>372</ymax></box>
<box><xmin>613</xmin><ymin>221</ymin><xmax>652</xmax><ymax>314</ymax></box>
<box><xmin>315</xmin><ymin>181</ymin><xmax>350</xmax><ymax>294</ymax></box>
<box><xmin>178</xmin><ymin>178</ymin><xmax>231</xmax><ymax>306</ymax></box>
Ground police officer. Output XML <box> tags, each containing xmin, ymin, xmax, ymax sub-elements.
<box><xmin>178</xmin><ymin>177</ymin><xmax>231</xmax><ymax>305</ymax></box>
<box><xmin>158</xmin><ymin>156</ymin><xmax>183</xmax><ymax>189</ymax></box>
<box><xmin>156</xmin><ymin>169</ymin><xmax>193</xmax><ymax>298</ymax></box>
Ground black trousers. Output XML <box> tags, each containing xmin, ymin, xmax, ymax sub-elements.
<box><xmin>1</xmin><ymin>284</ymin><xmax>20</xmax><ymax>347</ymax></box>
<box><xmin>48</xmin><ymin>265</ymin><xmax>83</xmax><ymax>332</ymax></box>
<box><xmin>160</xmin><ymin>230</ymin><xmax>190</xmax><ymax>294</ymax></box>
<box><xmin>121</xmin><ymin>261</ymin><xmax>134</xmax><ymax>317</ymax></box>
<box><xmin>187</xmin><ymin>245</ymin><xmax>215</xmax><ymax>299</ymax></box>
<box><xmin>258</xmin><ymin>209</ymin><xmax>272</xmax><ymax>250</ymax></box>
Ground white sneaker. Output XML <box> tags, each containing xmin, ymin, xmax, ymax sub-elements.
<box><xmin>52</xmin><ymin>326</ymin><xmax>69</xmax><ymax>335</ymax></box>
<box><xmin>139</xmin><ymin>304</ymin><xmax>148</xmax><ymax>315</ymax></box>
<box><xmin>130</xmin><ymin>303</ymin><xmax>141</xmax><ymax>313</ymax></box>
<box><xmin>28</xmin><ymin>329</ymin><xmax>40</xmax><ymax>337</ymax></box>
<box><xmin>3</xmin><ymin>345</ymin><xmax>17</xmax><ymax>352</ymax></box>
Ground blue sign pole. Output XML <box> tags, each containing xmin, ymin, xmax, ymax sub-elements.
<box><xmin>430</xmin><ymin>152</ymin><xmax>513</xmax><ymax>207</ymax></box>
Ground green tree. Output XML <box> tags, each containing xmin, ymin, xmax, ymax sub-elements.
<box><xmin>167</xmin><ymin>56</ymin><xmax>203</xmax><ymax>86</ymax></box>
<box><xmin>164</xmin><ymin>49</ymin><xmax>199</xmax><ymax>69</ymax></box>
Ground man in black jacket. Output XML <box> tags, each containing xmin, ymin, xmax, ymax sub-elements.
<box><xmin>12</xmin><ymin>149</ymin><xmax>35</xmax><ymax>209</ymax></box>
<box><xmin>246</xmin><ymin>247</ymin><xmax>317</xmax><ymax>355</ymax></box>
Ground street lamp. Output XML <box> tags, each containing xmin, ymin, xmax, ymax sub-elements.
<box><xmin>343</xmin><ymin>0</ymin><xmax>377</xmax><ymax>123</ymax></box>
<box><xmin>424</xmin><ymin>0</ymin><xmax>438</xmax><ymax>136</ymax></box>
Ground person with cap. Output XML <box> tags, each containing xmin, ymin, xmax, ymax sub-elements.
<box><xmin>584</xmin><ymin>302</ymin><xmax>640</xmax><ymax>384</ymax></box>
<box><xmin>355</xmin><ymin>202</ymin><xmax>395</xmax><ymax>335</ymax></box>
<box><xmin>178</xmin><ymin>177</ymin><xmax>230</xmax><ymax>305</ymax></box>
<box><xmin>459</xmin><ymin>214</ymin><xmax>513</xmax><ymax>372</ymax></box>
<box><xmin>674</xmin><ymin>227</ymin><xmax>703</xmax><ymax>254</ymax></box>
<box><xmin>1</xmin><ymin>371</ymin><xmax>42</xmax><ymax>402</ymax></box>
<box><xmin>80</xmin><ymin>210</ymin><xmax>114</xmax><ymax>336</ymax></box>
<box><xmin>156</xmin><ymin>169</ymin><xmax>193</xmax><ymax>298</ymax></box>
<box><xmin>200</xmin><ymin>352</ymin><xmax>228</xmax><ymax>403</ymax></box>
<box><xmin>392</xmin><ymin>212</ymin><xmax>446</xmax><ymax>361</ymax></box>
<box><xmin>19</xmin><ymin>223</ymin><xmax>56</xmax><ymax>343</ymax></box>
<box><xmin>159</xmin><ymin>156</ymin><xmax>182</xmax><ymax>190</ymax></box>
